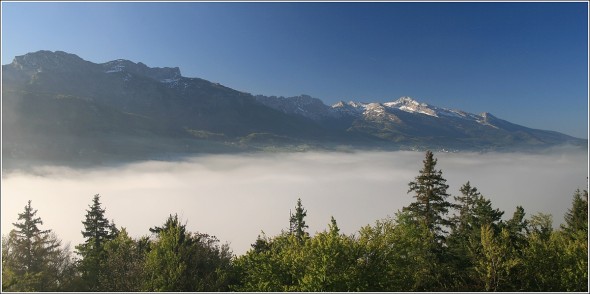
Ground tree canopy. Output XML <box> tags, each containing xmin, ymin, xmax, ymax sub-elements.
<box><xmin>2</xmin><ymin>152</ymin><xmax>587</xmax><ymax>292</ymax></box>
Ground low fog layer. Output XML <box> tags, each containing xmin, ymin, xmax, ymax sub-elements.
<box><xmin>2</xmin><ymin>150</ymin><xmax>588</xmax><ymax>255</ymax></box>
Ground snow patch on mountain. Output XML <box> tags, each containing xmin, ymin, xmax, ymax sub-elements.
<box><xmin>105</xmin><ymin>64</ymin><xmax>125</xmax><ymax>73</ymax></box>
<box><xmin>329</xmin><ymin>96</ymin><xmax>504</xmax><ymax>129</ymax></box>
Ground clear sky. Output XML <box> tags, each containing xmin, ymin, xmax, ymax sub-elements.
<box><xmin>2</xmin><ymin>1</ymin><xmax>588</xmax><ymax>138</ymax></box>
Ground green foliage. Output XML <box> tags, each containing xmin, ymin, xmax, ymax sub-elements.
<box><xmin>404</xmin><ymin>150</ymin><xmax>454</xmax><ymax>243</ymax></box>
<box><xmin>503</xmin><ymin>205</ymin><xmax>529</xmax><ymax>251</ymax></box>
<box><xmin>75</xmin><ymin>194</ymin><xmax>118</xmax><ymax>291</ymax></box>
<box><xmin>473</xmin><ymin>225</ymin><xmax>521</xmax><ymax>291</ymax></box>
<box><xmin>2</xmin><ymin>201</ymin><xmax>75</xmax><ymax>292</ymax></box>
<box><xmin>143</xmin><ymin>214</ymin><xmax>234</xmax><ymax>291</ymax></box>
<box><xmin>299</xmin><ymin>217</ymin><xmax>362</xmax><ymax>291</ymax></box>
<box><xmin>562</xmin><ymin>188</ymin><xmax>588</xmax><ymax>236</ymax></box>
<box><xmin>520</xmin><ymin>223</ymin><xmax>563</xmax><ymax>291</ymax></box>
<box><xmin>234</xmin><ymin>217</ymin><xmax>363</xmax><ymax>292</ymax></box>
<box><xmin>555</xmin><ymin>229</ymin><xmax>588</xmax><ymax>292</ymax></box>
<box><xmin>356</xmin><ymin>217</ymin><xmax>399</xmax><ymax>291</ymax></box>
<box><xmin>446</xmin><ymin>182</ymin><xmax>505</xmax><ymax>290</ymax></box>
<box><xmin>2</xmin><ymin>152</ymin><xmax>587</xmax><ymax>292</ymax></box>
<box><xmin>231</xmin><ymin>199</ymin><xmax>309</xmax><ymax>291</ymax></box>
<box><xmin>289</xmin><ymin>198</ymin><xmax>309</xmax><ymax>242</ymax></box>
<box><xmin>555</xmin><ymin>189</ymin><xmax>589</xmax><ymax>292</ymax></box>
<box><xmin>452</xmin><ymin>181</ymin><xmax>504</xmax><ymax>235</ymax></box>
<box><xmin>99</xmin><ymin>228</ymin><xmax>145</xmax><ymax>291</ymax></box>
<box><xmin>143</xmin><ymin>217</ymin><xmax>187</xmax><ymax>291</ymax></box>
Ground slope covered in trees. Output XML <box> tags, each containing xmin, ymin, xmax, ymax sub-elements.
<box><xmin>2</xmin><ymin>151</ymin><xmax>588</xmax><ymax>291</ymax></box>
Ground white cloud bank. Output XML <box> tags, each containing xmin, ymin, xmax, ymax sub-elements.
<box><xmin>2</xmin><ymin>150</ymin><xmax>588</xmax><ymax>255</ymax></box>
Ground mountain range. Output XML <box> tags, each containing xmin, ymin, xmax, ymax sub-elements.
<box><xmin>2</xmin><ymin>50</ymin><xmax>586</xmax><ymax>169</ymax></box>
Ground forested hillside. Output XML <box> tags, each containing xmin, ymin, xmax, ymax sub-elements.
<box><xmin>2</xmin><ymin>151</ymin><xmax>587</xmax><ymax>292</ymax></box>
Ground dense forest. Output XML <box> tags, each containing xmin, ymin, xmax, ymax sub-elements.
<box><xmin>2</xmin><ymin>151</ymin><xmax>588</xmax><ymax>292</ymax></box>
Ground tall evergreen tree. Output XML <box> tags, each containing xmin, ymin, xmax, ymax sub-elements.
<box><xmin>454</xmin><ymin>182</ymin><xmax>504</xmax><ymax>233</ymax></box>
<box><xmin>75</xmin><ymin>194</ymin><xmax>117</xmax><ymax>291</ymax></box>
<box><xmin>452</xmin><ymin>182</ymin><xmax>481</xmax><ymax>234</ymax></box>
<box><xmin>289</xmin><ymin>198</ymin><xmax>309</xmax><ymax>242</ymax></box>
<box><xmin>504</xmin><ymin>205</ymin><xmax>529</xmax><ymax>251</ymax></box>
<box><xmin>447</xmin><ymin>182</ymin><xmax>504</xmax><ymax>291</ymax></box>
<box><xmin>404</xmin><ymin>150</ymin><xmax>454</xmax><ymax>243</ymax></box>
<box><xmin>2</xmin><ymin>200</ymin><xmax>71</xmax><ymax>291</ymax></box>
<box><xmin>561</xmin><ymin>188</ymin><xmax>588</xmax><ymax>236</ymax></box>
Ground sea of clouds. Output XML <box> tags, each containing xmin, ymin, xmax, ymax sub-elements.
<box><xmin>2</xmin><ymin>149</ymin><xmax>587</xmax><ymax>255</ymax></box>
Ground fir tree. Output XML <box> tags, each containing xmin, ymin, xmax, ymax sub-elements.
<box><xmin>75</xmin><ymin>194</ymin><xmax>117</xmax><ymax>291</ymax></box>
<box><xmin>404</xmin><ymin>150</ymin><xmax>454</xmax><ymax>242</ymax></box>
<box><xmin>251</xmin><ymin>233</ymin><xmax>271</xmax><ymax>253</ymax></box>
<box><xmin>2</xmin><ymin>201</ymin><xmax>69</xmax><ymax>291</ymax></box>
<box><xmin>452</xmin><ymin>181</ymin><xmax>504</xmax><ymax>237</ymax></box>
<box><xmin>561</xmin><ymin>188</ymin><xmax>588</xmax><ymax>236</ymax></box>
<box><xmin>289</xmin><ymin>198</ymin><xmax>309</xmax><ymax>242</ymax></box>
<box><xmin>504</xmin><ymin>205</ymin><xmax>528</xmax><ymax>250</ymax></box>
<box><xmin>447</xmin><ymin>182</ymin><xmax>504</xmax><ymax>290</ymax></box>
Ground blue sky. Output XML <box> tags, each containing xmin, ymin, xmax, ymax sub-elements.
<box><xmin>2</xmin><ymin>1</ymin><xmax>588</xmax><ymax>138</ymax></box>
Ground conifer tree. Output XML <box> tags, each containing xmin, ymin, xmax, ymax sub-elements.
<box><xmin>75</xmin><ymin>194</ymin><xmax>117</xmax><ymax>291</ymax></box>
<box><xmin>504</xmin><ymin>205</ymin><xmax>528</xmax><ymax>251</ymax></box>
<box><xmin>289</xmin><ymin>198</ymin><xmax>309</xmax><ymax>242</ymax></box>
<box><xmin>447</xmin><ymin>182</ymin><xmax>504</xmax><ymax>290</ymax></box>
<box><xmin>251</xmin><ymin>233</ymin><xmax>271</xmax><ymax>253</ymax></box>
<box><xmin>451</xmin><ymin>182</ymin><xmax>482</xmax><ymax>239</ymax></box>
<box><xmin>2</xmin><ymin>200</ymin><xmax>70</xmax><ymax>291</ymax></box>
<box><xmin>404</xmin><ymin>150</ymin><xmax>454</xmax><ymax>243</ymax></box>
<box><xmin>561</xmin><ymin>188</ymin><xmax>588</xmax><ymax>236</ymax></box>
<box><xmin>450</xmin><ymin>181</ymin><xmax>504</xmax><ymax>243</ymax></box>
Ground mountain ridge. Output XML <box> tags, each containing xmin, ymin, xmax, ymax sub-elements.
<box><xmin>2</xmin><ymin>50</ymin><xmax>586</xmax><ymax>169</ymax></box>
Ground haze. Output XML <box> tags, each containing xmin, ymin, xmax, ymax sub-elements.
<box><xmin>2</xmin><ymin>150</ymin><xmax>587</xmax><ymax>255</ymax></box>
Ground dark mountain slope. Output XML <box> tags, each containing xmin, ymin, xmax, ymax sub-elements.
<box><xmin>2</xmin><ymin>50</ymin><xmax>585</xmax><ymax>169</ymax></box>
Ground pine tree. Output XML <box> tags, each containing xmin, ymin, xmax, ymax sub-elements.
<box><xmin>75</xmin><ymin>194</ymin><xmax>117</xmax><ymax>291</ymax></box>
<box><xmin>447</xmin><ymin>182</ymin><xmax>504</xmax><ymax>290</ymax></box>
<box><xmin>504</xmin><ymin>205</ymin><xmax>528</xmax><ymax>251</ymax></box>
<box><xmin>561</xmin><ymin>188</ymin><xmax>588</xmax><ymax>236</ymax></box>
<box><xmin>450</xmin><ymin>181</ymin><xmax>504</xmax><ymax>242</ymax></box>
<box><xmin>404</xmin><ymin>150</ymin><xmax>454</xmax><ymax>242</ymax></box>
<box><xmin>289</xmin><ymin>198</ymin><xmax>309</xmax><ymax>242</ymax></box>
<box><xmin>451</xmin><ymin>182</ymin><xmax>480</xmax><ymax>236</ymax></box>
<box><xmin>251</xmin><ymin>233</ymin><xmax>271</xmax><ymax>253</ymax></box>
<box><xmin>2</xmin><ymin>200</ymin><xmax>69</xmax><ymax>291</ymax></box>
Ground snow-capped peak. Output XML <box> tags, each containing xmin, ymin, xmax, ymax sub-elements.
<box><xmin>384</xmin><ymin>96</ymin><xmax>422</xmax><ymax>107</ymax></box>
<box><xmin>383</xmin><ymin>96</ymin><xmax>438</xmax><ymax>117</ymax></box>
<box><xmin>331</xmin><ymin>100</ymin><xmax>366</xmax><ymax>110</ymax></box>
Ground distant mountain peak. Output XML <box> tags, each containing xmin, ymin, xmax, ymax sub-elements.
<box><xmin>10</xmin><ymin>50</ymin><xmax>89</xmax><ymax>72</ymax></box>
<box><xmin>254</xmin><ymin>94</ymin><xmax>334</xmax><ymax>120</ymax></box>
<box><xmin>102</xmin><ymin>59</ymin><xmax>181</xmax><ymax>83</ymax></box>
<box><xmin>383</xmin><ymin>96</ymin><xmax>437</xmax><ymax>117</ymax></box>
<box><xmin>392</xmin><ymin>96</ymin><xmax>422</xmax><ymax>105</ymax></box>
